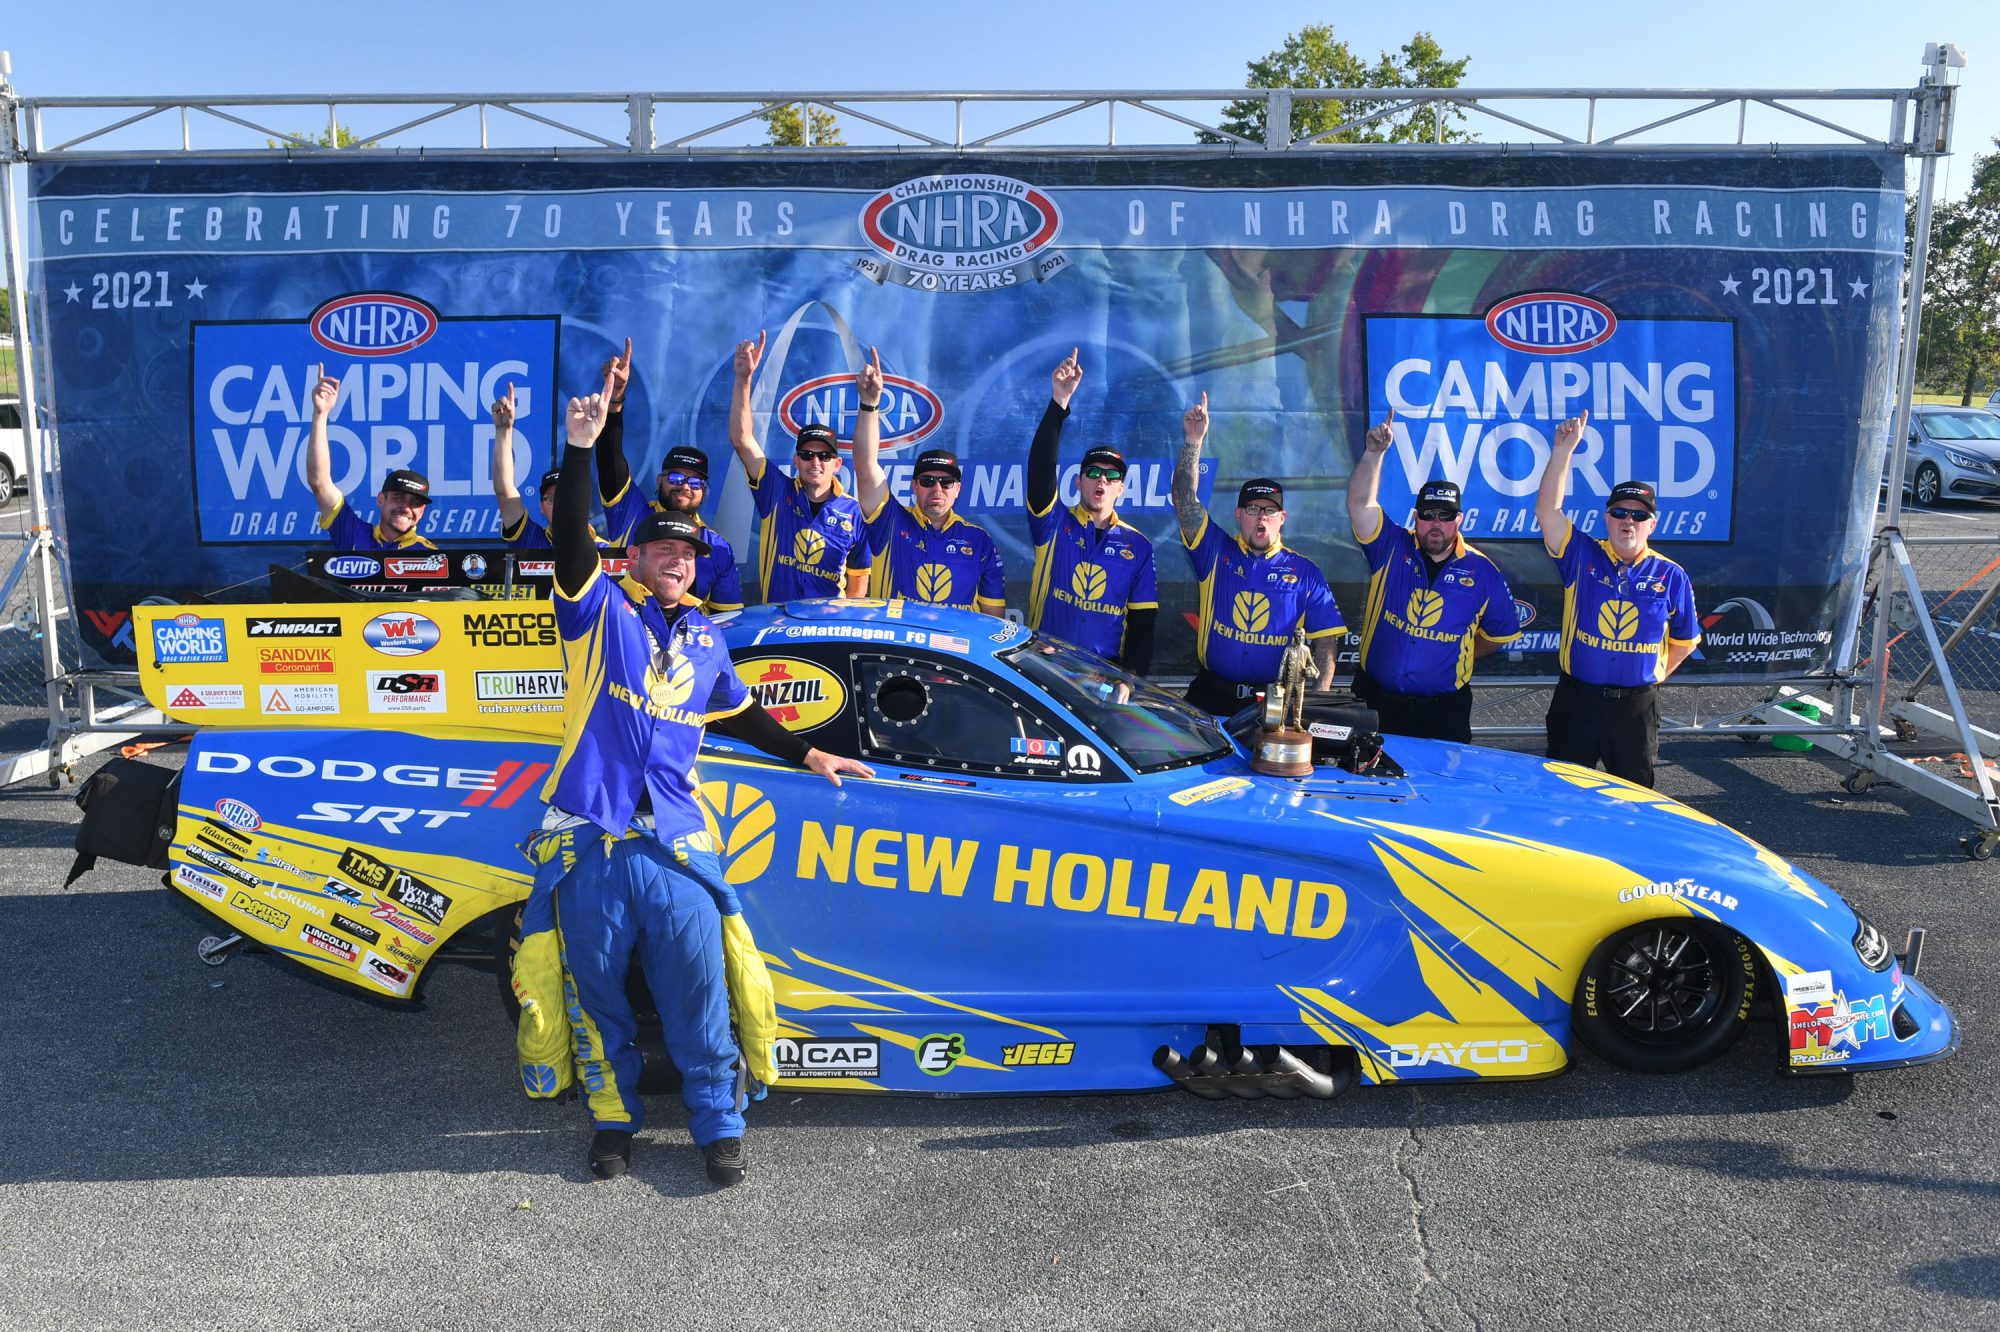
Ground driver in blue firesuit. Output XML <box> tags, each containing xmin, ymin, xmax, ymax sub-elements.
<box><xmin>513</xmin><ymin>379</ymin><xmax>871</xmax><ymax>1186</ymax></box>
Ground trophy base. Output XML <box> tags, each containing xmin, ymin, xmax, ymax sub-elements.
<box><xmin>1251</xmin><ymin>728</ymin><xmax>1314</xmax><ymax>777</ymax></box>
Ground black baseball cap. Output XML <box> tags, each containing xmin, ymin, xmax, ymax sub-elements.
<box><xmin>538</xmin><ymin>467</ymin><xmax>562</xmax><ymax>494</ymax></box>
<box><xmin>795</xmin><ymin>424</ymin><xmax>839</xmax><ymax>453</ymax></box>
<box><xmin>913</xmin><ymin>448</ymin><xmax>962</xmax><ymax>482</ymax></box>
<box><xmin>382</xmin><ymin>469</ymin><xmax>431</xmax><ymax>501</ymax></box>
<box><xmin>1080</xmin><ymin>446</ymin><xmax>1126</xmax><ymax>477</ymax></box>
<box><xmin>1238</xmin><ymin>479</ymin><xmax>1284</xmax><ymax>509</ymax></box>
<box><xmin>1608</xmin><ymin>481</ymin><xmax>1657</xmax><ymax>515</ymax></box>
<box><xmin>630</xmin><ymin>510</ymin><xmax>713</xmax><ymax>555</ymax></box>
<box><xmin>1416</xmin><ymin>479</ymin><xmax>1461</xmax><ymax>515</ymax></box>
<box><xmin>660</xmin><ymin>446</ymin><xmax>709</xmax><ymax>478</ymax></box>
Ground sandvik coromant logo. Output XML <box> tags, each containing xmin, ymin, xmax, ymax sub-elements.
<box><xmin>856</xmin><ymin>174</ymin><xmax>1069</xmax><ymax>293</ymax></box>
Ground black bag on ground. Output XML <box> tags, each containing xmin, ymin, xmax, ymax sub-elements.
<box><xmin>66</xmin><ymin>758</ymin><xmax>180</xmax><ymax>887</ymax></box>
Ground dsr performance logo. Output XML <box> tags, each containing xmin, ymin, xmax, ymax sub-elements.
<box><xmin>856</xmin><ymin>174</ymin><xmax>1070</xmax><ymax>293</ymax></box>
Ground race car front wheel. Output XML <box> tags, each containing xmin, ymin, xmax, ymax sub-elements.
<box><xmin>1572</xmin><ymin>918</ymin><xmax>1755</xmax><ymax>1073</ymax></box>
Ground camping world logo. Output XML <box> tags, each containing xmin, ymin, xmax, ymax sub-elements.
<box><xmin>1597</xmin><ymin>599</ymin><xmax>1641</xmax><ymax>641</ymax></box>
<box><xmin>915</xmin><ymin>563</ymin><xmax>953</xmax><ymax>604</ymax></box>
<box><xmin>777</xmin><ymin>373</ymin><xmax>944</xmax><ymax>454</ymax></box>
<box><xmin>856</xmin><ymin>174</ymin><xmax>1070</xmax><ymax>293</ymax></box>
<box><xmin>696</xmin><ymin>781</ymin><xmax>777</xmax><ymax>886</ymax></box>
<box><xmin>1231</xmin><ymin>592</ymin><xmax>1271</xmax><ymax>634</ymax></box>
<box><xmin>1406</xmin><ymin>589</ymin><xmax>1446</xmax><ymax>630</ymax></box>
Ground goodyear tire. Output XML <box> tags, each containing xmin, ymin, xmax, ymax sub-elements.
<box><xmin>1573</xmin><ymin>917</ymin><xmax>1755</xmax><ymax>1074</ymax></box>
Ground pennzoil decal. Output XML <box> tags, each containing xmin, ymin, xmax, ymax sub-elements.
<box><xmin>736</xmin><ymin>657</ymin><xmax>846</xmax><ymax>732</ymax></box>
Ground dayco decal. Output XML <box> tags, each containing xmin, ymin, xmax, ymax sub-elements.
<box><xmin>463</xmin><ymin>611</ymin><xmax>557</xmax><ymax>648</ymax></box>
<box><xmin>300</xmin><ymin>922</ymin><xmax>358</xmax><ymax>962</ymax></box>
<box><xmin>794</xmin><ymin>817</ymin><xmax>1347</xmax><ymax>939</ymax></box>
<box><xmin>246</xmin><ymin>616</ymin><xmax>342</xmax><ymax>638</ymax></box>
<box><xmin>228</xmin><ymin>890</ymin><xmax>289</xmax><ymax>931</ymax></box>
<box><xmin>258</xmin><ymin>645</ymin><xmax>335</xmax><ymax>674</ymax></box>
<box><xmin>1618</xmin><ymin>877</ymin><xmax>1739</xmax><ymax>912</ymax></box>
<box><xmin>772</xmin><ymin>1037</ymin><xmax>880</xmax><ymax>1080</ymax></box>
<box><xmin>737</xmin><ymin>658</ymin><xmax>845</xmax><ymax>732</ymax></box>
<box><xmin>1388</xmin><ymin>1039</ymin><xmax>1543</xmax><ymax>1069</ymax></box>
<box><xmin>1002</xmin><ymin>1042</ymin><xmax>1075</xmax><ymax>1067</ymax></box>
<box><xmin>336</xmin><ymin>847</ymin><xmax>394</xmax><ymax>891</ymax></box>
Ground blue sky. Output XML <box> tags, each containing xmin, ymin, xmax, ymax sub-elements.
<box><xmin>3</xmin><ymin>1</ymin><xmax>1995</xmax><ymax>194</ymax></box>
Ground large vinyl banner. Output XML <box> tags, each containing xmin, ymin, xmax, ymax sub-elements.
<box><xmin>29</xmin><ymin>152</ymin><xmax>1904</xmax><ymax>675</ymax></box>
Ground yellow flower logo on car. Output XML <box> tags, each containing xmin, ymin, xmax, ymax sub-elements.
<box><xmin>916</xmin><ymin>562</ymin><xmax>952</xmax><ymax>603</ymax></box>
<box><xmin>696</xmin><ymin>781</ymin><xmax>777</xmax><ymax>886</ymax></box>
<box><xmin>1405</xmin><ymin>589</ymin><xmax>1445</xmax><ymax>629</ymax></box>
<box><xmin>1072</xmin><ymin>562</ymin><xmax>1108</xmax><ymax>602</ymax></box>
<box><xmin>1232</xmin><ymin>591</ymin><xmax>1271</xmax><ymax>634</ymax></box>
<box><xmin>1597</xmin><ymin>599</ymin><xmax>1640</xmax><ymax>641</ymax></box>
<box><xmin>794</xmin><ymin>528</ymin><xmax>827</xmax><ymax>566</ymax></box>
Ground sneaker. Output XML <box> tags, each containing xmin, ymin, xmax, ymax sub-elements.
<box><xmin>703</xmin><ymin>1136</ymin><xmax>747</xmax><ymax>1187</ymax></box>
<box><xmin>588</xmin><ymin>1129</ymin><xmax>633</xmax><ymax>1180</ymax></box>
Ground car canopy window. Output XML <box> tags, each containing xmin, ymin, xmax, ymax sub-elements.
<box><xmin>853</xmin><ymin>653</ymin><xmax>1114</xmax><ymax>781</ymax></box>
<box><xmin>1005</xmin><ymin>637</ymin><xmax>1233</xmax><ymax>773</ymax></box>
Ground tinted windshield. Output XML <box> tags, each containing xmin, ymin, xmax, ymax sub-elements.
<box><xmin>1920</xmin><ymin>411</ymin><xmax>2000</xmax><ymax>442</ymax></box>
<box><xmin>1006</xmin><ymin>637</ymin><xmax>1234</xmax><ymax>772</ymax></box>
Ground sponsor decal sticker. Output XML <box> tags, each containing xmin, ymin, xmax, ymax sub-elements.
<box><xmin>1167</xmin><ymin>776</ymin><xmax>1253</xmax><ymax>807</ymax></box>
<box><xmin>196</xmin><ymin>821</ymin><xmax>253</xmax><ymax>857</ymax></box>
<box><xmin>384</xmin><ymin>552</ymin><xmax>449</xmax><ymax>580</ymax></box>
<box><xmin>300</xmin><ymin>922</ymin><xmax>358</xmax><ymax>962</ymax></box>
<box><xmin>260</xmin><ymin>683</ymin><xmax>340</xmax><ymax>715</ymax></box>
<box><xmin>172</xmin><ymin>864</ymin><xmax>229</xmax><ymax>902</ymax></box>
<box><xmin>362</xmin><ymin>611</ymin><xmax>442</xmax><ymax>656</ymax></box>
<box><xmin>336</xmin><ymin>846</ymin><xmax>394</xmax><ymax>892</ymax></box>
<box><xmin>737</xmin><ymin>658</ymin><xmax>846</xmax><ymax>732</ymax></box>
<box><xmin>168</xmin><ymin>684</ymin><xmax>246</xmax><ymax>710</ymax></box>
<box><xmin>1785</xmin><ymin>970</ymin><xmax>1836</xmax><ymax>1005</ymax></box>
<box><xmin>462</xmin><ymin>611</ymin><xmax>557</xmax><ymax>648</ymax></box>
<box><xmin>1388</xmin><ymin>1039</ymin><xmax>1543</xmax><ymax>1069</ymax></box>
<box><xmin>370</xmin><ymin>903</ymin><xmax>438</xmax><ymax>947</ymax></box>
<box><xmin>915</xmin><ymin>1032</ymin><xmax>966</xmax><ymax>1076</ymax></box>
<box><xmin>247</xmin><ymin>617</ymin><xmax>342</xmax><ymax>638</ymax></box>
<box><xmin>1001</xmin><ymin>1041</ymin><xmax>1075</xmax><ymax>1067</ymax></box>
<box><xmin>186</xmin><ymin>843</ymin><xmax>259</xmax><ymax>887</ymax></box>
<box><xmin>258</xmin><ymin>645</ymin><xmax>335</xmax><ymax>675</ymax></box>
<box><xmin>213</xmin><ymin>798</ymin><xmax>261</xmax><ymax>832</ymax></box>
<box><xmin>228</xmin><ymin>890</ymin><xmax>289</xmax><ymax>931</ymax></box>
<box><xmin>359</xmin><ymin>951</ymin><xmax>416</xmax><ymax>996</ymax></box>
<box><xmin>1617</xmin><ymin>877</ymin><xmax>1739</xmax><ymax>912</ymax></box>
<box><xmin>151</xmin><ymin>613</ymin><xmax>228</xmax><ymax>665</ymax></box>
<box><xmin>474</xmin><ymin>669</ymin><xmax>566</xmax><ymax>714</ymax></box>
<box><xmin>324</xmin><ymin>554</ymin><xmax>382</xmax><ymax>580</ymax></box>
<box><xmin>367</xmin><ymin>671</ymin><xmax>448</xmax><ymax>714</ymax></box>
<box><xmin>772</xmin><ymin>1037</ymin><xmax>881</xmax><ymax>1080</ymax></box>
<box><xmin>331</xmin><ymin>913</ymin><xmax>382</xmax><ymax>945</ymax></box>
<box><xmin>384</xmin><ymin>869</ymin><xmax>451</xmax><ymax>926</ymax></box>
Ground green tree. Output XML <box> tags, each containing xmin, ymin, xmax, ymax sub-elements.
<box><xmin>1203</xmin><ymin>25</ymin><xmax>1471</xmax><ymax>146</ymax></box>
<box><xmin>266</xmin><ymin>123</ymin><xmax>363</xmax><ymax>149</ymax></box>
<box><xmin>1915</xmin><ymin>141</ymin><xmax>2000</xmax><ymax>404</ymax></box>
<box><xmin>757</xmin><ymin>103</ymin><xmax>844</xmax><ymax>147</ymax></box>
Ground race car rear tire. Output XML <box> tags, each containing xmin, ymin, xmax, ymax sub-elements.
<box><xmin>1572</xmin><ymin>917</ymin><xmax>1755</xmax><ymax>1073</ymax></box>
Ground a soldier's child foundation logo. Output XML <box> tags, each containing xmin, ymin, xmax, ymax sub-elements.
<box><xmin>856</xmin><ymin>174</ymin><xmax>1069</xmax><ymax>293</ymax></box>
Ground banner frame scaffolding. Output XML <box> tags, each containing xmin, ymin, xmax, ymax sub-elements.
<box><xmin>0</xmin><ymin>51</ymin><xmax>1983</xmax><ymax>851</ymax></box>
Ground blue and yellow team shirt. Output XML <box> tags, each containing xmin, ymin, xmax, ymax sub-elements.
<box><xmin>1183</xmin><ymin>517</ymin><xmax>1344</xmax><ymax>683</ymax></box>
<box><xmin>321</xmin><ymin>499</ymin><xmax>436</xmax><ymax>551</ymax></box>
<box><xmin>1357</xmin><ymin>516</ymin><xmax>1523</xmax><ymax>695</ymax></box>
<box><xmin>1549</xmin><ymin>520</ymin><xmax>1701</xmax><ymax>687</ymax></box>
<box><xmin>750</xmin><ymin>460</ymin><xmax>869</xmax><ymax>602</ymax></box>
<box><xmin>864</xmin><ymin>499</ymin><xmax>1006</xmax><ymax>614</ymax></box>
<box><xmin>541</xmin><ymin>567</ymin><xmax>751</xmax><ymax>842</ymax></box>
<box><xmin>500</xmin><ymin>513</ymin><xmax>612</xmax><ymax>554</ymax></box>
<box><xmin>599</xmin><ymin>482</ymin><xmax>745</xmax><ymax>611</ymax></box>
<box><xmin>1027</xmin><ymin>503</ymin><xmax>1158</xmax><ymax>659</ymax></box>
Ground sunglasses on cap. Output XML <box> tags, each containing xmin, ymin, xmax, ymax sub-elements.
<box><xmin>914</xmin><ymin>473</ymin><xmax>958</xmax><ymax>489</ymax></box>
<box><xmin>1082</xmin><ymin>465</ymin><xmax>1124</xmax><ymax>481</ymax></box>
<box><xmin>796</xmin><ymin>447</ymin><xmax>839</xmax><ymax>462</ymax></box>
<box><xmin>660</xmin><ymin>470</ymin><xmax>707</xmax><ymax>490</ymax></box>
<box><xmin>1607</xmin><ymin>507</ymin><xmax>1653</xmax><ymax>522</ymax></box>
<box><xmin>1415</xmin><ymin>507</ymin><xmax>1459</xmax><ymax>522</ymax></box>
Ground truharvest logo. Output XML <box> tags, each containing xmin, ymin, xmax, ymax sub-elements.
<box><xmin>856</xmin><ymin>175</ymin><xmax>1069</xmax><ymax>293</ymax></box>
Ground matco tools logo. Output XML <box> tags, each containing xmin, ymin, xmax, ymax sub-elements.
<box><xmin>777</xmin><ymin>373</ymin><xmax>943</xmax><ymax>453</ymax></box>
<box><xmin>310</xmin><ymin>292</ymin><xmax>440</xmax><ymax>357</ymax></box>
<box><xmin>856</xmin><ymin>174</ymin><xmax>1069</xmax><ymax>293</ymax></box>
<box><xmin>1484</xmin><ymin>292</ymin><xmax>1617</xmax><ymax>355</ymax></box>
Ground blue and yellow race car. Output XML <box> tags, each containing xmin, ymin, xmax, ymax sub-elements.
<box><xmin>148</xmin><ymin>599</ymin><xmax>1952</xmax><ymax>1097</ymax></box>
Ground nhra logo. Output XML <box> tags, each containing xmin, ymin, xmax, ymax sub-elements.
<box><xmin>740</xmin><ymin>658</ymin><xmax>845</xmax><ymax>732</ymax></box>
<box><xmin>1231</xmin><ymin>591</ymin><xmax>1271</xmax><ymax>634</ymax></box>
<box><xmin>1484</xmin><ymin>292</ymin><xmax>1617</xmax><ymax>355</ymax></box>
<box><xmin>324</xmin><ymin>555</ymin><xmax>382</xmax><ymax>580</ymax></box>
<box><xmin>309</xmin><ymin>292</ymin><xmax>440</xmax><ymax>358</ymax></box>
<box><xmin>861</xmin><ymin>175</ymin><xmax>1061</xmax><ymax>275</ymax></box>
<box><xmin>213</xmin><ymin>798</ymin><xmax>261</xmax><ymax>832</ymax></box>
<box><xmin>151</xmin><ymin>613</ymin><xmax>228</xmax><ymax>665</ymax></box>
<box><xmin>1512</xmin><ymin>598</ymin><xmax>1537</xmax><ymax>629</ymax></box>
<box><xmin>363</xmin><ymin>611</ymin><xmax>440</xmax><ymax>656</ymax></box>
<box><xmin>696</xmin><ymin>781</ymin><xmax>777</xmax><ymax>887</ymax></box>
<box><xmin>776</xmin><ymin>373</ymin><xmax>944</xmax><ymax>453</ymax></box>
<box><xmin>384</xmin><ymin>553</ymin><xmax>448</xmax><ymax>580</ymax></box>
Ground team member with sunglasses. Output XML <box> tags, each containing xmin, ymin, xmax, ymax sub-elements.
<box><xmin>1023</xmin><ymin>349</ymin><xmax>1158</xmax><ymax>673</ymax></box>
<box><xmin>1344</xmin><ymin>408</ymin><xmax>1522</xmax><ymax>743</ymax></box>
<box><xmin>848</xmin><ymin>347</ymin><xmax>1006</xmax><ymax>615</ymax></box>
<box><xmin>730</xmin><ymin>331</ymin><xmax>870</xmax><ymax>603</ymax></box>
<box><xmin>1533</xmin><ymin>410</ymin><xmax>1701</xmax><ymax>787</ymax></box>
<box><xmin>304</xmin><ymin>365</ymin><xmax>436</xmax><ymax>551</ymax></box>
<box><xmin>1171</xmin><ymin>392</ymin><xmax>1343</xmax><ymax>715</ymax></box>
<box><xmin>585</xmin><ymin>342</ymin><xmax>744</xmax><ymax>612</ymax></box>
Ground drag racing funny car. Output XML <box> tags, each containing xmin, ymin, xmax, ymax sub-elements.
<box><xmin>95</xmin><ymin>596</ymin><xmax>1952</xmax><ymax>1098</ymax></box>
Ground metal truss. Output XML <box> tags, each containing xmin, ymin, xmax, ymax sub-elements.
<box><xmin>0</xmin><ymin>85</ymin><xmax>1933</xmax><ymax>162</ymax></box>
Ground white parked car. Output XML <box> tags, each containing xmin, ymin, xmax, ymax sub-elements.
<box><xmin>0</xmin><ymin>397</ymin><xmax>38</xmax><ymax>504</ymax></box>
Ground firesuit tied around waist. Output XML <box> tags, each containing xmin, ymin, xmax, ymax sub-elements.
<box><xmin>512</xmin><ymin>821</ymin><xmax>779</xmax><ymax>1136</ymax></box>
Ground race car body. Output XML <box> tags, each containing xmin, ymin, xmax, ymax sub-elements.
<box><xmin>151</xmin><ymin>599</ymin><xmax>1953</xmax><ymax>1093</ymax></box>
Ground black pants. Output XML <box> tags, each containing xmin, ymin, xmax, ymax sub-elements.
<box><xmin>1351</xmin><ymin>669</ymin><xmax>1473</xmax><ymax>744</ymax></box>
<box><xmin>1184</xmin><ymin>666</ymin><xmax>1260</xmax><ymax>718</ymax></box>
<box><xmin>1545</xmin><ymin>672</ymin><xmax>1661</xmax><ymax>787</ymax></box>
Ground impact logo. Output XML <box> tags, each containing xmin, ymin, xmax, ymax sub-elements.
<box><xmin>363</xmin><ymin>611</ymin><xmax>440</xmax><ymax>656</ymax></box>
<box><xmin>1484</xmin><ymin>292</ymin><xmax>1617</xmax><ymax>355</ymax></box>
<box><xmin>1232</xmin><ymin>592</ymin><xmax>1271</xmax><ymax>634</ymax></box>
<box><xmin>777</xmin><ymin>372</ymin><xmax>944</xmax><ymax>453</ymax></box>
<box><xmin>310</xmin><ymin>292</ymin><xmax>440</xmax><ymax>357</ymax></box>
<box><xmin>696</xmin><ymin>781</ymin><xmax>777</xmax><ymax>887</ymax></box>
<box><xmin>856</xmin><ymin>174</ymin><xmax>1069</xmax><ymax>293</ymax></box>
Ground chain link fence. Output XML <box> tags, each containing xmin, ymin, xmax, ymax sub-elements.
<box><xmin>1869</xmin><ymin>537</ymin><xmax>2000</xmax><ymax>771</ymax></box>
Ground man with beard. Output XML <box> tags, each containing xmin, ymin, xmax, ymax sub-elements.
<box><xmin>849</xmin><ymin>347</ymin><xmax>1006</xmax><ymax>615</ymax></box>
<box><xmin>1345</xmin><ymin>408</ymin><xmax>1522</xmax><ymax>744</ymax></box>
<box><xmin>591</xmin><ymin>340</ymin><xmax>743</xmax><ymax>612</ymax></box>
<box><xmin>1171</xmin><ymin>392</ymin><xmax>1343</xmax><ymax>715</ymax></box>
<box><xmin>1534</xmin><ymin>410</ymin><xmax>1701</xmax><ymax>786</ymax></box>
<box><xmin>1024</xmin><ymin>348</ymin><xmax>1157</xmax><ymax>673</ymax></box>
<box><xmin>304</xmin><ymin>365</ymin><xmax>435</xmax><ymax>551</ymax></box>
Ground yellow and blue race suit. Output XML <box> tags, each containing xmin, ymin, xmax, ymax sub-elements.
<box><xmin>750</xmin><ymin>459</ymin><xmax>868</xmax><ymax>602</ymax></box>
<box><xmin>864</xmin><ymin>498</ymin><xmax>1006</xmax><ymax>613</ymax></box>
<box><xmin>1356</xmin><ymin>516</ymin><xmax>1521</xmax><ymax>695</ymax></box>
<box><xmin>320</xmin><ymin>498</ymin><xmax>435</xmax><ymax>551</ymax></box>
<box><xmin>1551</xmin><ymin>525</ymin><xmax>1700</xmax><ymax>687</ymax></box>
<box><xmin>1184</xmin><ymin>516</ymin><xmax>1344</xmax><ymax>686</ymax></box>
